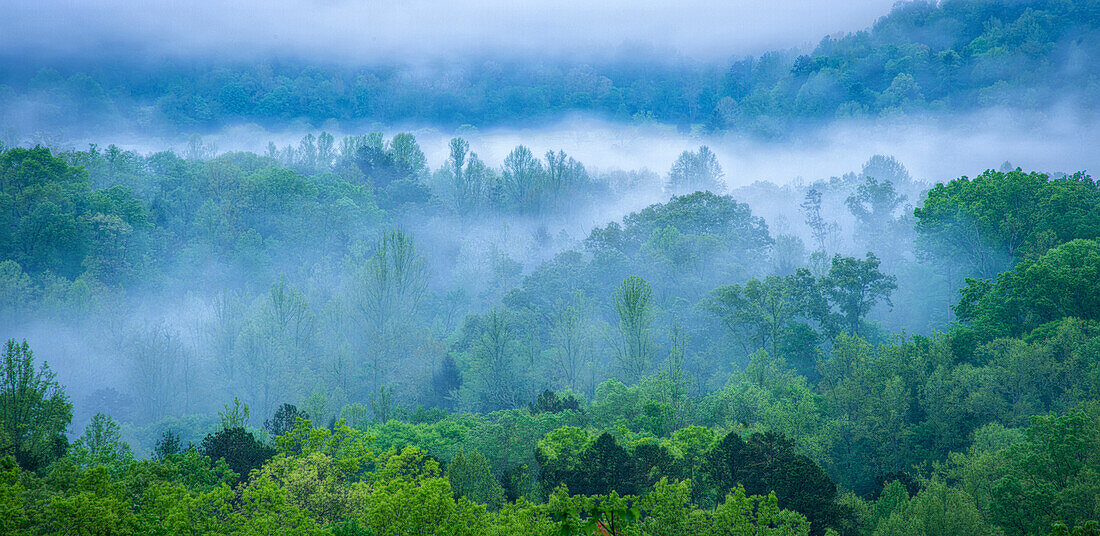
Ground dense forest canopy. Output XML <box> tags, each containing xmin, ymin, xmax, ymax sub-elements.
<box><xmin>2</xmin><ymin>0</ymin><xmax>1100</xmax><ymax>535</ymax></box>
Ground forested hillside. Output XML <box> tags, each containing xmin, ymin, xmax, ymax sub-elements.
<box><xmin>3</xmin><ymin>0</ymin><xmax>1100</xmax><ymax>534</ymax></box>
<box><xmin>2</xmin><ymin>131</ymin><xmax>1099</xmax><ymax>534</ymax></box>
<box><xmin>3</xmin><ymin>0</ymin><xmax>1099</xmax><ymax>137</ymax></box>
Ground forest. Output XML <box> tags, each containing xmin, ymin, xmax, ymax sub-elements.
<box><xmin>3</xmin><ymin>0</ymin><xmax>1100</xmax><ymax>535</ymax></box>
<box><xmin>3</xmin><ymin>0</ymin><xmax>1100</xmax><ymax>138</ymax></box>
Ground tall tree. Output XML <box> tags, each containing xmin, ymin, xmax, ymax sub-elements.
<box><xmin>800</xmin><ymin>188</ymin><xmax>832</xmax><ymax>254</ymax></box>
<box><xmin>707</xmin><ymin>275</ymin><xmax>800</xmax><ymax>357</ymax></box>
<box><xmin>822</xmin><ymin>253</ymin><xmax>897</xmax><ymax>335</ymax></box>
<box><xmin>704</xmin><ymin>431</ymin><xmax>848</xmax><ymax>536</ymax></box>
<box><xmin>0</xmin><ymin>339</ymin><xmax>72</xmax><ymax>472</ymax></box>
<box><xmin>355</xmin><ymin>231</ymin><xmax>428</xmax><ymax>392</ymax></box>
<box><xmin>613</xmin><ymin>276</ymin><xmax>654</xmax><ymax>383</ymax></box>
<box><xmin>846</xmin><ymin>176</ymin><xmax>907</xmax><ymax>257</ymax></box>
<box><xmin>501</xmin><ymin>145</ymin><xmax>545</xmax><ymax>212</ymax></box>
<box><xmin>468</xmin><ymin>308</ymin><xmax>527</xmax><ymax>411</ymax></box>
<box><xmin>549</xmin><ymin>298</ymin><xmax>590</xmax><ymax>391</ymax></box>
<box><xmin>667</xmin><ymin>146</ymin><xmax>725</xmax><ymax>195</ymax></box>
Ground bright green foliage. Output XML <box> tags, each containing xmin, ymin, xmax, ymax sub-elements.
<box><xmin>446</xmin><ymin>450</ymin><xmax>505</xmax><ymax>510</ymax></box>
<box><xmin>68</xmin><ymin>413</ymin><xmax>134</xmax><ymax>473</ymax></box>
<box><xmin>872</xmin><ymin>481</ymin><xmax>993</xmax><ymax>536</ymax></box>
<box><xmin>986</xmin><ymin>408</ymin><xmax>1100</xmax><ymax>536</ymax></box>
<box><xmin>916</xmin><ymin>170</ymin><xmax>1100</xmax><ymax>278</ymax></box>
<box><xmin>1052</xmin><ymin>521</ymin><xmax>1100</xmax><ymax>536</ymax></box>
<box><xmin>710</xmin><ymin>486</ymin><xmax>811</xmax><ymax>536</ymax></box>
<box><xmin>0</xmin><ymin>339</ymin><xmax>72</xmax><ymax>473</ymax></box>
<box><xmin>355</xmin><ymin>447</ymin><xmax>489</xmax><ymax>536</ymax></box>
<box><xmin>274</xmin><ymin>419</ymin><xmax>374</xmax><ymax>477</ymax></box>
<box><xmin>957</xmin><ymin>239</ymin><xmax>1100</xmax><ymax>338</ymax></box>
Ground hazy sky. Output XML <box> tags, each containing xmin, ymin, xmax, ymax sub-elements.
<box><xmin>4</xmin><ymin>0</ymin><xmax>898</xmax><ymax>63</ymax></box>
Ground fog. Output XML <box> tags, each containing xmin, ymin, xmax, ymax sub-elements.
<box><xmin>2</xmin><ymin>0</ymin><xmax>1098</xmax><ymax>483</ymax></box>
<box><xmin>3</xmin><ymin>0</ymin><xmax>895</xmax><ymax>63</ymax></box>
<box><xmin>7</xmin><ymin>100</ymin><xmax>1094</xmax><ymax>435</ymax></box>
<box><xmin>38</xmin><ymin>103</ymin><xmax>1099</xmax><ymax>190</ymax></box>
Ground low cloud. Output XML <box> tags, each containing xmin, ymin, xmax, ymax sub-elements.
<box><xmin>3</xmin><ymin>0</ymin><xmax>897</xmax><ymax>64</ymax></box>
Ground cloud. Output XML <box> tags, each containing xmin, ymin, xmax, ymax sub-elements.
<box><xmin>2</xmin><ymin>0</ymin><xmax>898</xmax><ymax>64</ymax></box>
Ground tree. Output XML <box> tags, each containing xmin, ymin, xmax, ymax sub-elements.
<box><xmin>955</xmin><ymin>239</ymin><xmax>1100</xmax><ymax>338</ymax></box>
<box><xmin>153</xmin><ymin>430</ymin><xmax>182</xmax><ymax>460</ymax></box>
<box><xmin>667</xmin><ymin>146</ymin><xmax>725</xmax><ymax>195</ymax></box>
<box><xmin>501</xmin><ymin>145</ymin><xmax>545</xmax><ymax>212</ymax></box>
<box><xmin>528</xmin><ymin>390</ymin><xmax>581</xmax><ymax>414</ymax></box>
<box><xmin>69</xmin><ymin>412</ymin><xmax>133</xmax><ymax>471</ymax></box>
<box><xmin>430</xmin><ymin>356</ymin><xmax>462</xmax><ymax>410</ymax></box>
<box><xmin>914</xmin><ymin>169</ymin><xmax>1100</xmax><ymax>278</ymax></box>
<box><xmin>355</xmin><ymin>230</ymin><xmax>428</xmax><ymax>392</ymax></box>
<box><xmin>873</xmin><ymin>481</ymin><xmax>993</xmax><ymax>536</ymax></box>
<box><xmin>125</xmin><ymin>323</ymin><xmax>189</xmax><ymax>421</ymax></box>
<box><xmin>846</xmin><ymin>176</ymin><xmax>907</xmax><ymax>256</ymax></box>
<box><xmin>200</xmin><ymin>426</ymin><xmax>276</xmax><ymax>484</ymax></box>
<box><xmin>446</xmin><ymin>449</ymin><xmax>505</xmax><ymax>510</ymax></box>
<box><xmin>801</xmin><ymin>188</ymin><xmax>837</xmax><ymax>254</ymax></box>
<box><xmin>984</xmin><ymin>409</ymin><xmax>1100</xmax><ymax>536</ymax></box>
<box><xmin>265</xmin><ymin>403</ymin><xmax>311</xmax><ymax>439</ymax></box>
<box><xmin>389</xmin><ymin>132</ymin><xmax>427</xmax><ymax>180</ymax></box>
<box><xmin>613</xmin><ymin>276</ymin><xmax>654</xmax><ymax>384</ymax></box>
<box><xmin>821</xmin><ymin>253</ymin><xmax>897</xmax><ymax>335</ymax></box>
<box><xmin>466</xmin><ymin>308</ymin><xmax>528</xmax><ymax>411</ymax></box>
<box><xmin>707</xmin><ymin>275</ymin><xmax>800</xmax><ymax>357</ymax></box>
<box><xmin>0</xmin><ymin>339</ymin><xmax>71</xmax><ymax>472</ymax></box>
<box><xmin>447</xmin><ymin>137</ymin><xmax>477</xmax><ymax>213</ymax></box>
<box><xmin>549</xmin><ymin>299</ymin><xmax>590</xmax><ymax>391</ymax></box>
<box><xmin>574</xmin><ymin>432</ymin><xmax>640</xmax><ymax>496</ymax></box>
<box><xmin>704</xmin><ymin>431</ymin><xmax>848</xmax><ymax>535</ymax></box>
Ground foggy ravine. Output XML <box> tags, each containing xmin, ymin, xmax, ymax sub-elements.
<box><xmin>4</xmin><ymin>1</ymin><xmax>1100</xmax><ymax>534</ymax></box>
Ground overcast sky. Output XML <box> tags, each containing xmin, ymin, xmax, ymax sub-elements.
<box><xmin>3</xmin><ymin>0</ymin><xmax>899</xmax><ymax>64</ymax></box>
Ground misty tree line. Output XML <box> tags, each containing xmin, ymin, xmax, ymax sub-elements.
<box><xmin>4</xmin><ymin>131</ymin><xmax>1100</xmax><ymax>534</ymax></box>
<box><xmin>4</xmin><ymin>131</ymin><xmax>1091</xmax><ymax>427</ymax></box>
<box><xmin>4</xmin><ymin>0</ymin><xmax>1100</xmax><ymax>138</ymax></box>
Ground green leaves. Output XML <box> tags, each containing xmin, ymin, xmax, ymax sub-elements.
<box><xmin>0</xmin><ymin>339</ymin><xmax>72</xmax><ymax>473</ymax></box>
<box><xmin>955</xmin><ymin>239</ymin><xmax>1100</xmax><ymax>339</ymax></box>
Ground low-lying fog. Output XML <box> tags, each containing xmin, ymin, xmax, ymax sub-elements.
<box><xmin>6</xmin><ymin>104</ymin><xmax>1098</xmax><ymax>444</ymax></box>
<box><xmin>37</xmin><ymin>105</ymin><xmax>1097</xmax><ymax>193</ymax></box>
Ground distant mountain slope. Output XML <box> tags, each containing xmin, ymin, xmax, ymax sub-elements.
<box><xmin>1</xmin><ymin>0</ymin><xmax>1097</xmax><ymax>138</ymax></box>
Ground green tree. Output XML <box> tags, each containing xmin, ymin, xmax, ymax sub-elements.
<box><xmin>446</xmin><ymin>449</ymin><xmax>505</xmax><ymax>510</ymax></box>
<box><xmin>873</xmin><ymin>481</ymin><xmax>993</xmax><ymax>536</ymax></box>
<box><xmin>914</xmin><ymin>169</ymin><xmax>1100</xmax><ymax>279</ymax></box>
<box><xmin>0</xmin><ymin>339</ymin><xmax>71</xmax><ymax>472</ymax></box>
<box><xmin>200</xmin><ymin>426</ymin><xmax>275</xmax><ymax>484</ymax></box>
<box><xmin>955</xmin><ymin>239</ymin><xmax>1100</xmax><ymax>338</ymax></box>
<box><xmin>821</xmin><ymin>253</ymin><xmax>897</xmax><ymax>336</ymax></box>
<box><xmin>69</xmin><ymin>413</ymin><xmax>133</xmax><ymax>472</ymax></box>
<box><xmin>704</xmin><ymin>431</ymin><xmax>847</xmax><ymax>535</ymax></box>
<box><xmin>707</xmin><ymin>275</ymin><xmax>800</xmax><ymax>357</ymax></box>
<box><xmin>613</xmin><ymin>276</ymin><xmax>654</xmax><ymax>384</ymax></box>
